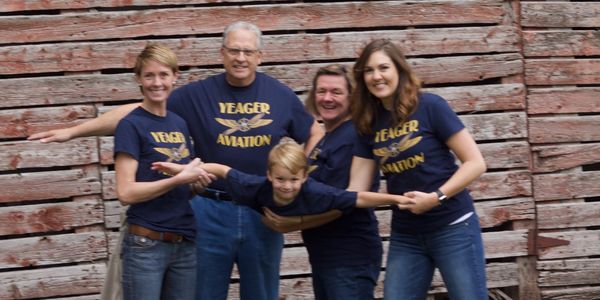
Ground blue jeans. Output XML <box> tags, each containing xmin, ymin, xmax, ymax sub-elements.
<box><xmin>121</xmin><ymin>230</ymin><xmax>196</xmax><ymax>300</ymax></box>
<box><xmin>384</xmin><ymin>213</ymin><xmax>487</xmax><ymax>300</ymax></box>
<box><xmin>312</xmin><ymin>263</ymin><xmax>381</xmax><ymax>300</ymax></box>
<box><xmin>191</xmin><ymin>195</ymin><xmax>283</xmax><ymax>300</ymax></box>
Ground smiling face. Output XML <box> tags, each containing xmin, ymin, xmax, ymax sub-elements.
<box><xmin>267</xmin><ymin>165</ymin><xmax>308</xmax><ymax>206</ymax></box>
<box><xmin>314</xmin><ymin>74</ymin><xmax>351</xmax><ymax>131</ymax></box>
<box><xmin>136</xmin><ymin>59</ymin><xmax>178</xmax><ymax>106</ymax></box>
<box><xmin>363</xmin><ymin>50</ymin><xmax>400</xmax><ymax>107</ymax></box>
<box><xmin>221</xmin><ymin>28</ymin><xmax>263</xmax><ymax>87</ymax></box>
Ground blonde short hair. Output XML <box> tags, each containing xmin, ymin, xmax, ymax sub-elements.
<box><xmin>133</xmin><ymin>42</ymin><xmax>178</xmax><ymax>76</ymax></box>
<box><xmin>268</xmin><ymin>138</ymin><xmax>308</xmax><ymax>174</ymax></box>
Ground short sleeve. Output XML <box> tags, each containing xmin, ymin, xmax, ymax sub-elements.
<box><xmin>426</xmin><ymin>93</ymin><xmax>465</xmax><ymax>142</ymax></box>
<box><xmin>114</xmin><ymin>119</ymin><xmax>141</xmax><ymax>161</ymax></box>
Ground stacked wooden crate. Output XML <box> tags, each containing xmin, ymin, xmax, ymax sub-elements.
<box><xmin>1</xmin><ymin>1</ymin><xmax>599</xmax><ymax>299</ymax></box>
<box><xmin>522</xmin><ymin>1</ymin><xmax>600</xmax><ymax>299</ymax></box>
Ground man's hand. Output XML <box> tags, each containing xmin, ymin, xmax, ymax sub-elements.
<box><xmin>28</xmin><ymin>128</ymin><xmax>74</xmax><ymax>143</ymax></box>
<box><xmin>261</xmin><ymin>207</ymin><xmax>302</xmax><ymax>233</ymax></box>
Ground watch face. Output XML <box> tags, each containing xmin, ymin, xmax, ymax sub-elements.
<box><xmin>436</xmin><ymin>189</ymin><xmax>447</xmax><ymax>201</ymax></box>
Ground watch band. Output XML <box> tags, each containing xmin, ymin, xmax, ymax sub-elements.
<box><xmin>435</xmin><ymin>189</ymin><xmax>447</xmax><ymax>202</ymax></box>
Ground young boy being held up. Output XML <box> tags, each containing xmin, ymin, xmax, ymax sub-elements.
<box><xmin>152</xmin><ymin>139</ymin><xmax>415</xmax><ymax>219</ymax></box>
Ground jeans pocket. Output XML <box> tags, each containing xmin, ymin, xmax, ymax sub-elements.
<box><xmin>130</xmin><ymin>234</ymin><xmax>159</xmax><ymax>249</ymax></box>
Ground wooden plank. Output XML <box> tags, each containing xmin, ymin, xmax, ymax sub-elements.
<box><xmin>533</xmin><ymin>171</ymin><xmax>600</xmax><ymax>202</ymax></box>
<box><xmin>2</xmin><ymin>55</ymin><xmax>522</xmax><ymax>109</ymax></box>
<box><xmin>0</xmin><ymin>169</ymin><xmax>101</xmax><ymax>203</ymax></box>
<box><xmin>478</xmin><ymin>141</ymin><xmax>530</xmax><ymax>169</ymax></box>
<box><xmin>0</xmin><ymin>263</ymin><xmax>105</xmax><ymax>299</ymax></box>
<box><xmin>538</xmin><ymin>202</ymin><xmax>600</xmax><ymax>229</ymax></box>
<box><xmin>523</xmin><ymin>30</ymin><xmax>600</xmax><ymax>57</ymax></box>
<box><xmin>0</xmin><ymin>105</ymin><xmax>96</xmax><ymax>139</ymax></box>
<box><xmin>0</xmin><ymin>137</ymin><xmax>98</xmax><ymax>171</ymax></box>
<box><xmin>538</xmin><ymin>258</ymin><xmax>600</xmax><ymax>287</ymax></box>
<box><xmin>427</xmin><ymin>83</ymin><xmax>526</xmax><ymax>113</ymax></box>
<box><xmin>525</xmin><ymin>59</ymin><xmax>600</xmax><ymax>85</ymax></box>
<box><xmin>529</xmin><ymin>115</ymin><xmax>600</xmax><ymax>144</ymax></box>
<box><xmin>538</xmin><ymin>230</ymin><xmax>600</xmax><ymax>259</ymax></box>
<box><xmin>0</xmin><ymin>0</ymin><xmax>246</xmax><ymax>12</ymax></box>
<box><xmin>0</xmin><ymin>26</ymin><xmax>520</xmax><ymax>75</ymax></box>
<box><xmin>101</xmin><ymin>171</ymin><xmax>116</xmax><ymax>200</ymax></box>
<box><xmin>104</xmin><ymin>200</ymin><xmax>125</xmax><ymax>229</ymax></box>
<box><xmin>0</xmin><ymin>199</ymin><xmax>104</xmax><ymax>236</ymax></box>
<box><xmin>0</xmin><ymin>232</ymin><xmax>107</xmax><ymax>269</ymax></box>
<box><xmin>527</xmin><ymin>87</ymin><xmax>600</xmax><ymax>114</ymax></box>
<box><xmin>482</xmin><ymin>230</ymin><xmax>529</xmax><ymax>259</ymax></box>
<box><xmin>532</xmin><ymin>143</ymin><xmax>600</xmax><ymax>173</ymax></box>
<box><xmin>521</xmin><ymin>2</ymin><xmax>600</xmax><ymax>28</ymax></box>
<box><xmin>541</xmin><ymin>286</ymin><xmax>600</xmax><ymax>300</ymax></box>
<box><xmin>0</xmin><ymin>1</ymin><xmax>506</xmax><ymax>44</ymax></box>
<box><xmin>99</xmin><ymin>136</ymin><xmax>115</xmax><ymax>165</ymax></box>
<box><xmin>461</xmin><ymin>112</ymin><xmax>528</xmax><ymax>141</ymax></box>
<box><xmin>469</xmin><ymin>170</ymin><xmax>532</xmax><ymax>200</ymax></box>
<box><xmin>476</xmin><ymin>198</ymin><xmax>535</xmax><ymax>228</ymax></box>
<box><xmin>410</xmin><ymin>53</ymin><xmax>523</xmax><ymax>85</ymax></box>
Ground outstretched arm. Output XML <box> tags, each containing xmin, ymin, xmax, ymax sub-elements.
<box><xmin>356</xmin><ymin>191</ymin><xmax>415</xmax><ymax>209</ymax></box>
<box><xmin>116</xmin><ymin>155</ymin><xmax>206</xmax><ymax>205</ymax></box>
<box><xmin>28</xmin><ymin>103</ymin><xmax>140</xmax><ymax>142</ymax></box>
<box><xmin>261</xmin><ymin>208</ymin><xmax>343</xmax><ymax>233</ymax></box>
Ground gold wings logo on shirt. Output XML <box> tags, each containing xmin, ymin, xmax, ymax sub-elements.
<box><xmin>154</xmin><ymin>143</ymin><xmax>190</xmax><ymax>162</ymax></box>
<box><xmin>215</xmin><ymin>113</ymin><xmax>273</xmax><ymax>135</ymax></box>
<box><xmin>307</xmin><ymin>165</ymin><xmax>318</xmax><ymax>174</ymax></box>
<box><xmin>373</xmin><ymin>133</ymin><xmax>422</xmax><ymax>164</ymax></box>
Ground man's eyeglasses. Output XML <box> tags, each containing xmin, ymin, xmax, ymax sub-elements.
<box><xmin>222</xmin><ymin>45</ymin><xmax>260</xmax><ymax>57</ymax></box>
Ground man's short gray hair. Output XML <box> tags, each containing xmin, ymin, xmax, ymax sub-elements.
<box><xmin>222</xmin><ymin>21</ymin><xmax>263</xmax><ymax>49</ymax></box>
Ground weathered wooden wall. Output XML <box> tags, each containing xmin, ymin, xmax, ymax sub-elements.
<box><xmin>0</xmin><ymin>1</ymin><xmax>598</xmax><ymax>299</ymax></box>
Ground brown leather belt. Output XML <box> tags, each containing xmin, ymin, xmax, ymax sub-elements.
<box><xmin>128</xmin><ymin>224</ymin><xmax>184</xmax><ymax>243</ymax></box>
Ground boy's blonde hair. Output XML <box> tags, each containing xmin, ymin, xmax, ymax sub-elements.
<box><xmin>133</xmin><ymin>42</ymin><xmax>179</xmax><ymax>76</ymax></box>
<box><xmin>268</xmin><ymin>138</ymin><xmax>308</xmax><ymax>174</ymax></box>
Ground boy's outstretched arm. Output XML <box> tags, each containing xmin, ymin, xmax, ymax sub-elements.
<box><xmin>356</xmin><ymin>191</ymin><xmax>415</xmax><ymax>209</ymax></box>
<box><xmin>28</xmin><ymin>103</ymin><xmax>140</xmax><ymax>142</ymax></box>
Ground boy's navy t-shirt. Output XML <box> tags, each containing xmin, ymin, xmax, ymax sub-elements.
<box><xmin>303</xmin><ymin>120</ymin><xmax>382</xmax><ymax>267</ymax></box>
<box><xmin>223</xmin><ymin>169</ymin><xmax>357</xmax><ymax>216</ymax></box>
<box><xmin>354</xmin><ymin>93</ymin><xmax>474</xmax><ymax>233</ymax></box>
<box><xmin>167</xmin><ymin>72</ymin><xmax>314</xmax><ymax>190</ymax></box>
<box><xmin>114</xmin><ymin>107</ymin><xmax>196</xmax><ymax>239</ymax></box>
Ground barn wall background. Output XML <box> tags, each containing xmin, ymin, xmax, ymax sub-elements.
<box><xmin>1</xmin><ymin>1</ymin><xmax>599</xmax><ymax>299</ymax></box>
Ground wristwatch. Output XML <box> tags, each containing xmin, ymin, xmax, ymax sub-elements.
<box><xmin>435</xmin><ymin>189</ymin><xmax>447</xmax><ymax>204</ymax></box>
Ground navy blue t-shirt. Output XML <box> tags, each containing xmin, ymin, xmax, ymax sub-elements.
<box><xmin>223</xmin><ymin>169</ymin><xmax>358</xmax><ymax>216</ymax></box>
<box><xmin>114</xmin><ymin>107</ymin><xmax>196</xmax><ymax>239</ymax></box>
<box><xmin>303</xmin><ymin>120</ymin><xmax>382</xmax><ymax>267</ymax></box>
<box><xmin>354</xmin><ymin>93</ymin><xmax>474</xmax><ymax>233</ymax></box>
<box><xmin>167</xmin><ymin>72</ymin><xmax>314</xmax><ymax>189</ymax></box>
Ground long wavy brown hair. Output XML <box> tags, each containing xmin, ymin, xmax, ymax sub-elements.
<box><xmin>351</xmin><ymin>39</ymin><xmax>421</xmax><ymax>135</ymax></box>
